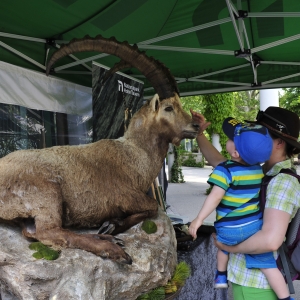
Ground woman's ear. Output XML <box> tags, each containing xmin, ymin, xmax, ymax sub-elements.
<box><xmin>275</xmin><ymin>138</ymin><xmax>285</xmax><ymax>149</ymax></box>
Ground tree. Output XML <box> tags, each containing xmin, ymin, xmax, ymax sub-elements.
<box><xmin>180</xmin><ymin>95</ymin><xmax>204</xmax><ymax>114</ymax></box>
<box><xmin>232</xmin><ymin>90</ymin><xmax>259</xmax><ymax>121</ymax></box>
<box><xmin>202</xmin><ymin>93</ymin><xmax>234</xmax><ymax>158</ymax></box>
<box><xmin>279</xmin><ymin>88</ymin><xmax>300</xmax><ymax>116</ymax></box>
<box><xmin>179</xmin><ymin>92</ymin><xmax>259</xmax><ymax>156</ymax></box>
<box><xmin>181</xmin><ymin>91</ymin><xmax>260</xmax><ymax>123</ymax></box>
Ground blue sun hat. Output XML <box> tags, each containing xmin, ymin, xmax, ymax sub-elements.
<box><xmin>222</xmin><ymin>117</ymin><xmax>273</xmax><ymax>165</ymax></box>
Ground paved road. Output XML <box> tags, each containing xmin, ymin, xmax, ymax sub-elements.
<box><xmin>165</xmin><ymin>165</ymin><xmax>215</xmax><ymax>225</ymax></box>
<box><xmin>166</xmin><ymin>165</ymin><xmax>300</xmax><ymax>300</ymax></box>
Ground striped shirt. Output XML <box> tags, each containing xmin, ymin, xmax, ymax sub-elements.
<box><xmin>208</xmin><ymin>160</ymin><xmax>263</xmax><ymax>228</ymax></box>
<box><xmin>227</xmin><ymin>159</ymin><xmax>300</xmax><ymax>289</ymax></box>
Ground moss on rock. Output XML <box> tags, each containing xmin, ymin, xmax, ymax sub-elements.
<box><xmin>29</xmin><ymin>242</ymin><xmax>59</xmax><ymax>260</ymax></box>
<box><xmin>141</xmin><ymin>220</ymin><xmax>157</xmax><ymax>234</ymax></box>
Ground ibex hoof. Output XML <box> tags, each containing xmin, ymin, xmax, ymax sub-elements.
<box><xmin>119</xmin><ymin>252</ymin><xmax>132</xmax><ymax>265</ymax></box>
<box><xmin>114</xmin><ymin>237</ymin><xmax>125</xmax><ymax>247</ymax></box>
<box><xmin>97</xmin><ymin>221</ymin><xmax>115</xmax><ymax>234</ymax></box>
<box><xmin>99</xmin><ymin>249</ymin><xmax>132</xmax><ymax>265</ymax></box>
<box><xmin>90</xmin><ymin>234</ymin><xmax>125</xmax><ymax>248</ymax></box>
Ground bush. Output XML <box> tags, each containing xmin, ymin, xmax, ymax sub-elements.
<box><xmin>170</xmin><ymin>146</ymin><xmax>185</xmax><ymax>183</ymax></box>
<box><xmin>205</xmin><ymin>185</ymin><xmax>213</xmax><ymax>195</ymax></box>
<box><xmin>181</xmin><ymin>153</ymin><xmax>204</xmax><ymax>168</ymax></box>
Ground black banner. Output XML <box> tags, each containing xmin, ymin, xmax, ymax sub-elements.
<box><xmin>92</xmin><ymin>62</ymin><xmax>144</xmax><ymax>141</ymax></box>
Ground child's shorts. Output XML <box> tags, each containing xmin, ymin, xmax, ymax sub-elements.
<box><xmin>216</xmin><ymin>219</ymin><xmax>277</xmax><ymax>269</ymax></box>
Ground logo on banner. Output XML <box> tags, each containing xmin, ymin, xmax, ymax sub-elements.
<box><xmin>118</xmin><ymin>80</ymin><xmax>123</xmax><ymax>92</ymax></box>
<box><xmin>117</xmin><ymin>80</ymin><xmax>140</xmax><ymax>97</ymax></box>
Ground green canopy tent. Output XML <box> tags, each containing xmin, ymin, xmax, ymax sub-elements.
<box><xmin>0</xmin><ymin>0</ymin><xmax>300</xmax><ymax>99</ymax></box>
<box><xmin>1</xmin><ymin>3</ymin><xmax>300</xmax><ymax>297</ymax></box>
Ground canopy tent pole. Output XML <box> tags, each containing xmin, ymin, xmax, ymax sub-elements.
<box><xmin>259</xmin><ymin>89</ymin><xmax>279</xmax><ymax>111</ymax></box>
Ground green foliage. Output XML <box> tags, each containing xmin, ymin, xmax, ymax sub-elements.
<box><xmin>170</xmin><ymin>146</ymin><xmax>185</xmax><ymax>183</ymax></box>
<box><xmin>180</xmin><ymin>96</ymin><xmax>204</xmax><ymax>114</ymax></box>
<box><xmin>29</xmin><ymin>242</ymin><xmax>60</xmax><ymax>260</ymax></box>
<box><xmin>180</xmin><ymin>91</ymin><xmax>261</xmax><ymax>126</ymax></box>
<box><xmin>205</xmin><ymin>185</ymin><xmax>213</xmax><ymax>195</ymax></box>
<box><xmin>179</xmin><ymin>92</ymin><xmax>262</xmax><ymax>160</ymax></box>
<box><xmin>202</xmin><ymin>93</ymin><xmax>234</xmax><ymax>158</ymax></box>
<box><xmin>171</xmin><ymin>261</ymin><xmax>191</xmax><ymax>287</ymax></box>
<box><xmin>137</xmin><ymin>287</ymin><xmax>165</xmax><ymax>300</ymax></box>
<box><xmin>141</xmin><ymin>220</ymin><xmax>157</xmax><ymax>234</ymax></box>
<box><xmin>191</xmin><ymin>141</ymin><xmax>199</xmax><ymax>153</ymax></box>
<box><xmin>231</xmin><ymin>90</ymin><xmax>259</xmax><ymax>121</ymax></box>
<box><xmin>164</xmin><ymin>261</ymin><xmax>191</xmax><ymax>294</ymax></box>
<box><xmin>137</xmin><ymin>262</ymin><xmax>191</xmax><ymax>299</ymax></box>
<box><xmin>181</xmin><ymin>153</ymin><xmax>204</xmax><ymax>168</ymax></box>
<box><xmin>279</xmin><ymin>88</ymin><xmax>300</xmax><ymax>115</ymax></box>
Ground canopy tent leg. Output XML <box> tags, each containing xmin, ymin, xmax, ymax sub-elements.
<box><xmin>259</xmin><ymin>89</ymin><xmax>279</xmax><ymax>111</ymax></box>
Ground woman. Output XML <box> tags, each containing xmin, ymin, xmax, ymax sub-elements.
<box><xmin>191</xmin><ymin>106</ymin><xmax>300</xmax><ymax>300</ymax></box>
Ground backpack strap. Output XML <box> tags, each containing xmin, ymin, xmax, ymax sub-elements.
<box><xmin>260</xmin><ymin>168</ymin><xmax>300</xmax><ymax>212</ymax></box>
<box><xmin>260</xmin><ymin>175</ymin><xmax>273</xmax><ymax>212</ymax></box>
<box><xmin>261</xmin><ymin>168</ymin><xmax>300</xmax><ymax>249</ymax></box>
<box><xmin>260</xmin><ymin>168</ymin><xmax>300</xmax><ymax>294</ymax></box>
<box><xmin>285</xmin><ymin>170</ymin><xmax>300</xmax><ymax>254</ymax></box>
<box><xmin>278</xmin><ymin>244</ymin><xmax>295</xmax><ymax>294</ymax></box>
<box><xmin>284</xmin><ymin>169</ymin><xmax>300</xmax><ymax>249</ymax></box>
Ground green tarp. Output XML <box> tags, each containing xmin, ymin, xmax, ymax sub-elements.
<box><xmin>1</xmin><ymin>0</ymin><xmax>300</xmax><ymax>97</ymax></box>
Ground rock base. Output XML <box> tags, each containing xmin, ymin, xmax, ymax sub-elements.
<box><xmin>0</xmin><ymin>208</ymin><xmax>177</xmax><ymax>300</ymax></box>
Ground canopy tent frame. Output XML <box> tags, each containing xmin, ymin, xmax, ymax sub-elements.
<box><xmin>1</xmin><ymin>0</ymin><xmax>300</xmax><ymax>97</ymax></box>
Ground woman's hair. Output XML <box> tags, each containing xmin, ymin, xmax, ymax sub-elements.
<box><xmin>268</xmin><ymin>131</ymin><xmax>298</xmax><ymax>158</ymax></box>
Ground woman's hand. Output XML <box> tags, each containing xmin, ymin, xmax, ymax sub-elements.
<box><xmin>190</xmin><ymin>109</ymin><xmax>211</xmax><ymax>134</ymax></box>
<box><xmin>212</xmin><ymin>233</ymin><xmax>236</xmax><ymax>253</ymax></box>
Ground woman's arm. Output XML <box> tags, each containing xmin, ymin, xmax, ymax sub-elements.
<box><xmin>190</xmin><ymin>109</ymin><xmax>226</xmax><ymax>167</ymax></box>
<box><xmin>214</xmin><ymin>207</ymin><xmax>290</xmax><ymax>254</ymax></box>
<box><xmin>189</xmin><ymin>185</ymin><xmax>225</xmax><ymax>239</ymax></box>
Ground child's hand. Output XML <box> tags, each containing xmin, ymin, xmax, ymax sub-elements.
<box><xmin>188</xmin><ymin>218</ymin><xmax>203</xmax><ymax>240</ymax></box>
<box><xmin>190</xmin><ymin>109</ymin><xmax>211</xmax><ymax>134</ymax></box>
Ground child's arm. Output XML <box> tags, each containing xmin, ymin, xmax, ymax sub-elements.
<box><xmin>190</xmin><ymin>109</ymin><xmax>226</xmax><ymax>167</ymax></box>
<box><xmin>189</xmin><ymin>185</ymin><xmax>225</xmax><ymax>239</ymax></box>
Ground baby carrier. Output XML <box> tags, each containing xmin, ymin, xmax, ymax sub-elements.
<box><xmin>260</xmin><ymin>168</ymin><xmax>300</xmax><ymax>294</ymax></box>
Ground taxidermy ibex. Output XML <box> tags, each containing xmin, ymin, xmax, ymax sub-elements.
<box><xmin>0</xmin><ymin>36</ymin><xmax>199</xmax><ymax>264</ymax></box>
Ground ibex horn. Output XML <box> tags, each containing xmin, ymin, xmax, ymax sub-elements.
<box><xmin>100</xmin><ymin>60</ymin><xmax>132</xmax><ymax>84</ymax></box>
<box><xmin>46</xmin><ymin>35</ymin><xmax>179</xmax><ymax>100</ymax></box>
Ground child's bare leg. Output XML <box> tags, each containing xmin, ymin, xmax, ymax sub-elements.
<box><xmin>261</xmin><ymin>268</ymin><xmax>289</xmax><ymax>298</ymax></box>
<box><xmin>217</xmin><ymin>249</ymin><xmax>229</xmax><ymax>271</ymax></box>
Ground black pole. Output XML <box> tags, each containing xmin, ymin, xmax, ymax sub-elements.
<box><xmin>56</xmin><ymin>113</ymin><xmax>69</xmax><ymax>146</ymax></box>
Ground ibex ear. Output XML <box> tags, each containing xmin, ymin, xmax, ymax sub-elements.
<box><xmin>150</xmin><ymin>94</ymin><xmax>160</xmax><ymax>112</ymax></box>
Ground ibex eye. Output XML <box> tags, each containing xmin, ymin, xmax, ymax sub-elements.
<box><xmin>165</xmin><ymin>106</ymin><xmax>173</xmax><ymax>112</ymax></box>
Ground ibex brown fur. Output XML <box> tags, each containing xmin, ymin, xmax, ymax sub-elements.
<box><xmin>0</xmin><ymin>36</ymin><xmax>199</xmax><ymax>263</ymax></box>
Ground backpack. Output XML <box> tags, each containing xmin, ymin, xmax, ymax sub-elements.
<box><xmin>260</xmin><ymin>168</ymin><xmax>300</xmax><ymax>294</ymax></box>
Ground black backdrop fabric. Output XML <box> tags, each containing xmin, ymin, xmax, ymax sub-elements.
<box><xmin>92</xmin><ymin>63</ymin><xmax>144</xmax><ymax>141</ymax></box>
<box><xmin>175</xmin><ymin>235</ymin><xmax>227</xmax><ymax>300</ymax></box>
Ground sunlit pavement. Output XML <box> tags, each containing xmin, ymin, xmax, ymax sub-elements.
<box><xmin>166</xmin><ymin>165</ymin><xmax>215</xmax><ymax>225</ymax></box>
